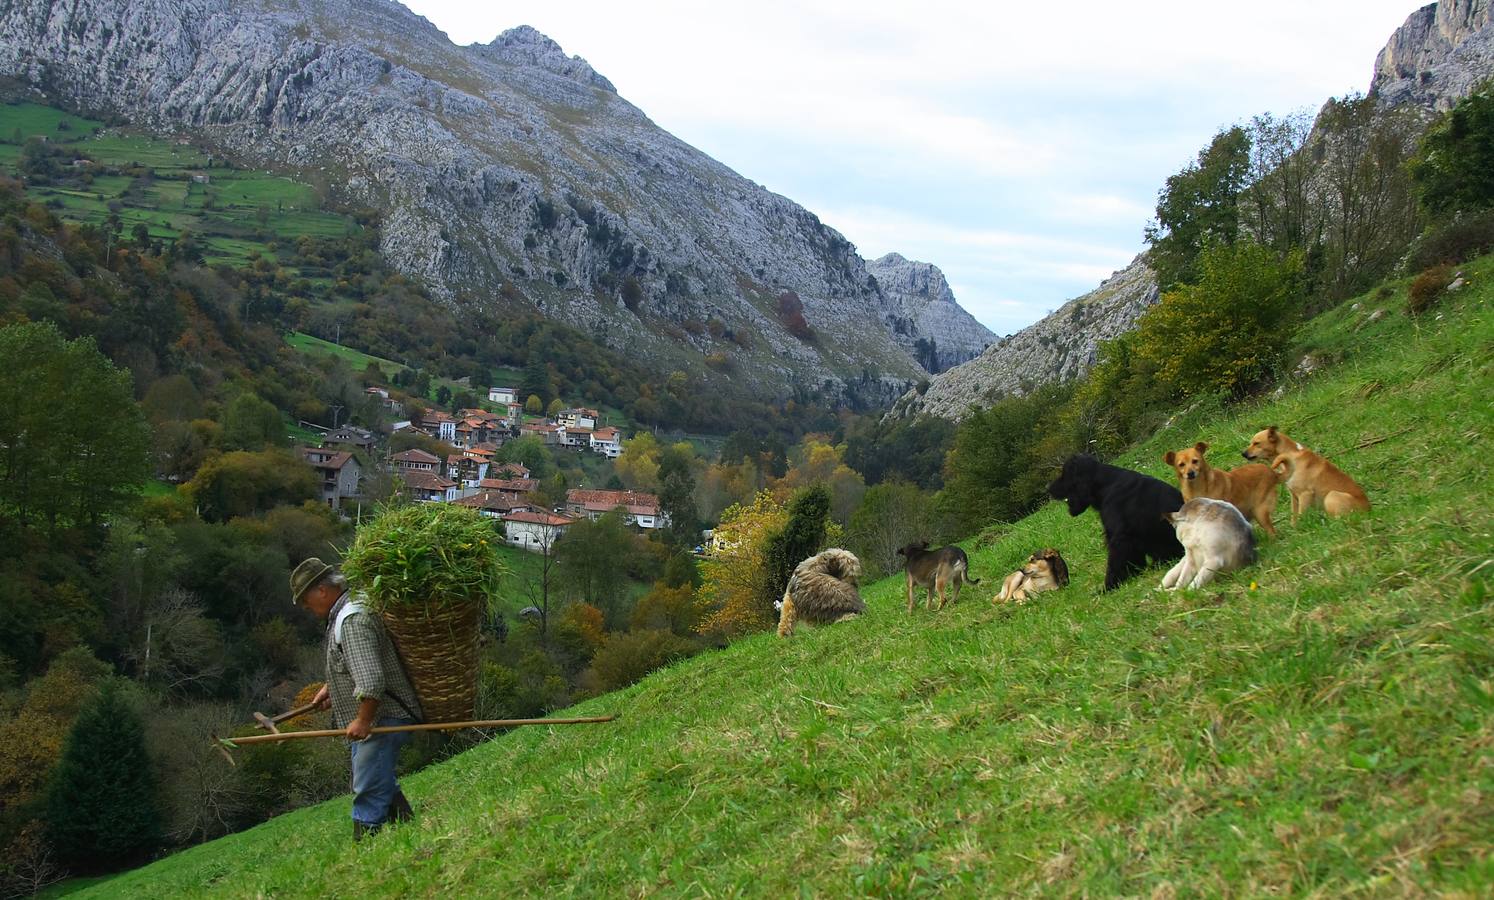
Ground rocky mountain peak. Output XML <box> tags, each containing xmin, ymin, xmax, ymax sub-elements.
<box><xmin>866</xmin><ymin>253</ymin><xmax>993</xmax><ymax>372</ymax></box>
<box><xmin>476</xmin><ymin>25</ymin><xmax>616</xmax><ymax>93</ymax></box>
<box><xmin>1371</xmin><ymin>0</ymin><xmax>1493</xmax><ymax>110</ymax></box>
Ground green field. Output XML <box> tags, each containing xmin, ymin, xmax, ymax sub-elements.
<box><xmin>74</xmin><ymin>255</ymin><xmax>1494</xmax><ymax>895</ymax></box>
<box><xmin>0</xmin><ymin>102</ymin><xmax>357</xmax><ymax>268</ymax></box>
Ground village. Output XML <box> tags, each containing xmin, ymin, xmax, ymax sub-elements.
<box><xmin>296</xmin><ymin>384</ymin><xmax>668</xmax><ymax>554</ymax></box>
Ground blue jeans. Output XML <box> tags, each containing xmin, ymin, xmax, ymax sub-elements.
<box><xmin>350</xmin><ymin>716</ymin><xmax>414</xmax><ymax>826</ymax></box>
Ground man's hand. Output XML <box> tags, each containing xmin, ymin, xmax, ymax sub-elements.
<box><xmin>312</xmin><ymin>684</ymin><xmax>330</xmax><ymax>711</ymax></box>
<box><xmin>346</xmin><ymin>716</ymin><xmax>373</xmax><ymax>741</ymax></box>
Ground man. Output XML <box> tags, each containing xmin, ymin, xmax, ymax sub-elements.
<box><xmin>290</xmin><ymin>557</ymin><xmax>423</xmax><ymax>840</ymax></box>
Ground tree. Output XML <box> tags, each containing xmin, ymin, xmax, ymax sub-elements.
<box><xmin>615</xmin><ymin>432</ymin><xmax>660</xmax><ymax>490</ymax></box>
<box><xmin>848</xmin><ymin>482</ymin><xmax>937</xmax><ymax>578</ymax></box>
<box><xmin>497</xmin><ymin>434</ymin><xmax>554</xmax><ymax>480</ymax></box>
<box><xmin>220</xmin><ymin>393</ymin><xmax>285</xmax><ymax>451</ymax></box>
<box><xmin>1412</xmin><ymin>85</ymin><xmax>1494</xmax><ymax>218</ymax></box>
<box><xmin>657</xmin><ymin>442</ymin><xmax>700</xmax><ymax>550</ymax></box>
<box><xmin>44</xmin><ymin>684</ymin><xmax>163</xmax><ymax>872</ymax></box>
<box><xmin>525</xmin><ymin>394</ymin><xmax>543</xmax><ymax>415</ymax></box>
<box><xmin>1131</xmin><ymin>240</ymin><xmax>1304</xmax><ymax>398</ymax></box>
<box><xmin>630</xmin><ymin>582</ymin><xmax>705</xmax><ymax>635</ymax></box>
<box><xmin>1145</xmin><ymin>125</ymin><xmax>1251</xmax><ymax>290</ymax></box>
<box><xmin>0</xmin><ymin>322</ymin><xmax>151</xmax><ymax>535</ymax></box>
<box><xmin>696</xmin><ymin>492</ymin><xmax>788</xmax><ymax>639</ymax></box>
<box><xmin>545</xmin><ymin>397</ymin><xmax>564</xmax><ymax>418</ymax></box>
<box><xmin>556</xmin><ymin>510</ymin><xmax>633</xmax><ymax>622</ymax></box>
<box><xmin>181</xmin><ymin>449</ymin><xmax>319</xmax><ymax>522</ymax></box>
<box><xmin>761</xmin><ymin>485</ymin><xmax>831</xmax><ymax>617</ymax></box>
<box><xmin>1240</xmin><ymin>109</ymin><xmax>1318</xmax><ymax>256</ymax></box>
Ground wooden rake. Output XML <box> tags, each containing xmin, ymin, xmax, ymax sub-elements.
<box><xmin>211</xmin><ymin>714</ymin><xmax>617</xmax><ymax>765</ymax></box>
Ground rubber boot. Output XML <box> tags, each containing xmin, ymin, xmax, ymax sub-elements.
<box><xmin>353</xmin><ymin>820</ymin><xmax>381</xmax><ymax>842</ymax></box>
<box><xmin>388</xmin><ymin>790</ymin><xmax>415</xmax><ymax>824</ymax></box>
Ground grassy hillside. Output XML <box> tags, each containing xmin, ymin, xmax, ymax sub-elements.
<box><xmin>0</xmin><ymin>102</ymin><xmax>354</xmax><ymax>268</ymax></box>
<box><xmin>79</xmin><ymin>261</ymin><xmax>1492</xmax><ymax>896</ymax></box>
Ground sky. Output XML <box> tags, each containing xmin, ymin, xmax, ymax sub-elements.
<box><xmin>401</xmin><ymin>1</ymin><xmax>1421</xmax><ymax>335</ymax></box>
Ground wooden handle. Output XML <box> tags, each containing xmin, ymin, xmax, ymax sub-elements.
<box><xmin>219</xmin><ymin>714</ymin><xmax>617</xmax><ymax>748</ymax></box>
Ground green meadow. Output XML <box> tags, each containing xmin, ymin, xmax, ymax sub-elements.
<box><xmin>71</xmin><ymin>252</ymin><xmax>1494</xmax><ymax>895</ymax></box>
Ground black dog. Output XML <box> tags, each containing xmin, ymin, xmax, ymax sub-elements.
<box><xmin>1047</xmin><ymin>454</ymin><xmax>1184</xmax><ymax>590</ymax></box>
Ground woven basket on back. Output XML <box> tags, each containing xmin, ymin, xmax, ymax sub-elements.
<box><xmin>380</xmin><ymin>599</ymin><xmax>482</xmax><ymax>724</ymax></box>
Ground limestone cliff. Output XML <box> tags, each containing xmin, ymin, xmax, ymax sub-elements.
<box><xmin>865</xmin><ymin>253</ymin><xmax>994</xmax><ymax>372</ymax></box>
<box><xmin>0</xmin><ymin>0</ymin><xmax>963</xmax><ymax>400</ymax></box>
<box><xmin>1372</xmin><ymin>0</ymin><xmax>1493</xmax><ymax>110</ymax></box>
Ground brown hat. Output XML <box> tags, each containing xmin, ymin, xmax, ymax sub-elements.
<box><xmin>289</xmin><ymin>557</ymin><xmax>335</xmax><ymax>606</ymax></box>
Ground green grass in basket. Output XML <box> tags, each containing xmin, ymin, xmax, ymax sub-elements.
<box><xmin>341</xmin><ymin>504</ymin><xmax>507</xmax><ymax>615</ymax></box>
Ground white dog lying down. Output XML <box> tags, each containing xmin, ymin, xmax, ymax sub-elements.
<box><xmin>1160</xmin><ymin>498</ymin><xmax>1256</xmax><ymax>590</ymax></box>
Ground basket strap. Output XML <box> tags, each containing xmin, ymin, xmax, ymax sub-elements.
<box><xmin>334</xmin><ymin>599</ymin><xmax>424</xmax><ymax>725</ymax></box>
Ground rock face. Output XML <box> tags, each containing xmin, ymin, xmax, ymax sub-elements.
<box><xmin>865</xmin><ymin>253</ymin><xmax>994</xmax><ymax>372</ymax></box>
<box><xmin>0</xmin><ymin>0</ymin><xmax>966</xmax><ymax>400</ymax></box>
<box><xmin>891</xmin><ymin>256</ymin><xmax>1157</xmax><ymax>421</ymax></box>
<box><xmin>1371</xmin><ymin>0</ymin><xmax>1494</xmax><ymax>110</ymax></box>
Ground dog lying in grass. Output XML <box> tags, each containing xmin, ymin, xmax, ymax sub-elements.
<box><xmin>1048</xmin><ymin>454</ymin><xmax>1184</xmax><ymax>590</ymax></box>
<box><xmin>1160</xmin><ymin>498</ymin><xmax>1256</xmax><ymax>590</ymax></box>
<box><xmin>1164</xmin><ymin>441</ymin><xmax>1282</xmax><ymax>537</ymax></box>
<box><xmin>1270</xmin><ymin>447</ymin><xmax>1371</xmax><ymax>524</ymax></box>
<box><xmin>898</xmin><ymin>541</ymin><xmax>978</xmax><ymax>613</ymax></box>
<box><xmin>995</xmin><ymin>548</ymin><xmax>1070</xmax><ymax>603</ymax></box>
<box><xmin>777</xmin><ymin>548</ymin><xmax>865</xmax><ymax>637</ymax></box>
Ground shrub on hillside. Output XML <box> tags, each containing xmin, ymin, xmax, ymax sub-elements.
<box><xmin>1402</xmin><ymin>208</ymin><xmax>1494</xmax><ymax>271</ymax></box>
<box><xmin>1407</xmin><ymin>264</ymin><xmax>1455</xmax><ymax>316</ymax></box>
<box><xmin>1131</xmin><ymin>240</ymin><xmax>1304</xmax><ymax>399</ymax></box>
<box><xmin>590</xmin><ymin>629</ymin><xmax>700</xmax><ymax>693</ymax></box>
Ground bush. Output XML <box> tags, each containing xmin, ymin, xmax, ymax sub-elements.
<box><xmin>1407</xmin><ymin>264</ymin><xmax>1454</xmax><ymax>316</ymax></box>
<box><xmin>590</xmin><ymin>630</ymin><xmax>700</xmax><ymax>692</ymax></box>
<box><xmin>1402</xmin><ymin>208</ymin><xmax>1494</xmax><ymax>271</ymax></box>
<box><xmin>1130</xmin><ymin>240</ymin><xmax>1303</xmax><ymax>398</ymax></box>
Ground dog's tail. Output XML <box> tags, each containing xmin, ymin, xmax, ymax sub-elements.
<box><xmin>1269</xmin><ymin>453</ymin><xmax>1294</xmax><ymax>480</ymax></box>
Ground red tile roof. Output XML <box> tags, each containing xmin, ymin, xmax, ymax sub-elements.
<box><xmin>479</xmin><ymin>477</ymin><xmax>538</xmax><ymax>493</ymax></box>
<box><xmin>399</xmin><ymin>470</ymin><xmax>455</xmax><ymax>491</ymax></box>
<box><xmin>504</xmin><ymin>509</ymin><xmax>574</xmax><ymax>527</ymax></box>
<box><xmin>392</xmin><ymin>448</ymin><xmax>441</xmax><ymax>464</ymax></box>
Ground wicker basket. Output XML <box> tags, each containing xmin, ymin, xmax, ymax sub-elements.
<box><xmin>380</xmin><ymin>599</ymin><xmax>482</xmax><ymax>724</ymax></box>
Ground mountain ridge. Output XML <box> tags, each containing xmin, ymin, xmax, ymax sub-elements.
<box><xmin>0</xmin><ymin>0</ymin><xmax>992</xmax><ymax>401</ymax></box>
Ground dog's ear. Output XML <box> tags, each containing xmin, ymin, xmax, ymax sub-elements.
<box><xmin>1195</xmin><ymin>441</ymin><xmax>1208</xmax><ymax>455</ymax></box>
<box><xmin>1163</xmin><ymin>450</ymin><xmax>1176</xmax><ymax>466</ymax></box>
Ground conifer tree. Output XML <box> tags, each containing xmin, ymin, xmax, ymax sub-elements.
<box><xmin>44</xmin><ymin>684</ymin><xmax>162</xmax><ymax>873</ymax></box>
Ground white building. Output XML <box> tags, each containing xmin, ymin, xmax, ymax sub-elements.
<box><xmin>589</xmin><ymin>426</ymin><xmax>622</xmax><ymax>459</ymax></box>
<box><xmin>501</xmin><ymin>509</ymin><xmax>574</xmax><ymax>552</ymax></box>
<box><xmin>488</xmin><ymin>386</ymin><xmax>518</xmax><ymax>405</ymax></box>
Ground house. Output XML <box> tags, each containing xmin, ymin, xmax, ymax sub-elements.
<box><xmin>322</xmin><ymin>425</ymin><xmax>378</xmax><ymax>453</ymax></box>
<box><xmin>190</xmin><ymin>172</ymin><xmax>210</xmax><ymax>184</ymax></box>
<box><xmin>399</xmin><ymin>469</ymin><xmax>457</xmax><ymax>503</ymax></box>
<box><xmin>557</xmin><ymin>407</ymin><xmax>600</xmax><ymax>430</ymax></box>
<box><xmin>489</xmin><ymin>462</ymin><xmax>531</xmax><ymax>480</ymax></box>
<box><xmin>488</xmin><ymin>386</ymin><xmax>518</xmax><ymax>405</ymax></box>
<box><xmin>564</xmin><ymin>489</ymin><xmax>668</xmax><ymax>530</ymax></box>
<box><xmin>520</xmin><ymin>421</ymin><xmax>562</xmax><ymax>446</ymax></box>
<box><xmin>558</xmin><ymin>425</ymin><xmax>592</xmax><ymax>449</ymax></box>
<box><xmin>590</xmin><ymin>427</ymin><xmax>622</xmax><ymax>459</ymax></box>
<box><xmin>502</xmin><ymin>509</ymin><xmax>574</xmax><ymax>551</ymax></box>
<box><xmin>477</xmin><ymin>477</ymin><xmax>538</xmax><ymax>506</ymax></box>
<box><xmin>414</xmin><ymin>410</ymin><xmax>457</xmax><ymax>443</ymax></box>
<box><xmin>300</xmin><ymin>447</ymin><xmax>361</xmax><ymax>511</ymax></box>
<box><xmin>445</xmin><ymin>454</ymin><xmax>489</xmax><ymax>488</ymax></box>
<box><xmin>391</xmin><ymin>448</ymin><xmax>441</xmax><ymax>474</ymax></box>
<box><xmin>451</xmin><ymin>490</ymin><xmax>530</xmax><ymax>520</ymax></box>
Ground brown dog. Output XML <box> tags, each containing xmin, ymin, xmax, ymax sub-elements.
<box><xmin>1270</xmin><ymin>448</ymin><xmax>1370</xmax><ymax>524</ymax></box>
<box><xmin>898</xmin><ymin>541</ymin><xmax>978</xmax><ymax>613</ymax></box>
<box><xmin>1164</xmin><ymin>441</ymin><xmax>1282</xmax><ymax>537</ymax></box>
<box><xmin>995</xmin><ymin>549</ymin><xmax>1070</xmax><ymax>603</ymax></box>
<box><xmin>1241</xmin><ymin>425</ymin><xmax>1305</xmax><ymax>465</ymax></box>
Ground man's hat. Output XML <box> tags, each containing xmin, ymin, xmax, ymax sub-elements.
<box><xmin>290</xmin><ymin>557</ymin><xmax>335</xmax><ymax>606</ymax></box>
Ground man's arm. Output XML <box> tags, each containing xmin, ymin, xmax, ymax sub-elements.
<box><xmin>347</xmin><ymin>697</ymin><xmax>379</xmax><ymax>741</ymax></box>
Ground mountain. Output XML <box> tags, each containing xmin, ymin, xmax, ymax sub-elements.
<box><xmin>1371</xmin><ymin>0</ymin><xmax>1493</xmax><ymax>110</ymax></box>
<box><xmin>890</xmin><ymin>255</ymin><xmax>1156</xmax><ymax>420</ymax></box>
<box><xmin>893</xmin><ymin>0</ymin><xmax>1494</xmax><ymax>423</ymax></box>
<box><xmin>865</xmin><ymin>253</ymin><xmax>994</xmax><ymax>373</ymax></box>
<box><xmin>0</xmin><ymin>0</ymin><xmax>981</xmax><ymax>401</ymax></box>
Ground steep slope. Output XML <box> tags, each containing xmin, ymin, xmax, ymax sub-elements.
<box><xmin>892</xmin><ymin>254</ymin><xmax>1156</xmax><ymax>420</ymax></box>
<box><xmin>866</xmin><ymin>253</ymin><xmax>995</xmax><ymax>372</ymax></box>
<box><xmin>0</xmin><ymin>0</ymin><xmax>935</xmax><ymax>398</ymax></box>
<box><xmin>81</xmin><ymin>259</ymin><xmax>1493</xmax><ymax>895</ymax></box>
<box><xmin>1371</xmin><ymin>0</ymin><xmax>1494</xmax><ymax>110</ymax></box>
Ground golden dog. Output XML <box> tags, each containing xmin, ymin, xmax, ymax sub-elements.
<box><xmin>995</xmin><ymin>549</ymin><xmax>1070</xmax><ymax>603</ymax></box>
<box><xmin>1270</xmin><ymin>448</ymin><xmax>1371</xmax><ymax>524</ymax></box>
<box><xmin>1164</xmin><ymin>441</ymin><xmax>1282</xmax><ymax>537</ymax></box>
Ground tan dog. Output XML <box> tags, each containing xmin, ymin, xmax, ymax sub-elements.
<box><xmin>995</xmin><ymin>549</ymin><xmax>1070</xmax><ymax>603</ymax></box>
<box><xmin>1164</xmin><ymin>441</ymin><xmax>1282</xmax><ymax>537</ymax></box>
<box><xmin>776</xmin><ymin>548</ymin><xmax>865</xmax><ymax>637</ymax></box>
<box><xmin>1241</xmin><ymin>425</ymin><xmax>1305</xmax><ymax>465</ymax></box>
<box><xmin>1270</xmin><ymin>448</ymin><xmax>1370</xmax><ymax>524</ymax></box>
<box><xmin>898</xmin><ymin>541</ymin><xmax>978</xmax><ymax>612</ymax></box>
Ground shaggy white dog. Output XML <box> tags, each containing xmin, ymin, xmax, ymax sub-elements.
<box><xmin>1159</xmin><ymin>498</ymin><xmax>1257</xmax><ymax>590</ymax></box>
<box><xmin>777</xmin><ymin>548</ymin><xmax>865</xmax><ymax>637</ymax></box>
